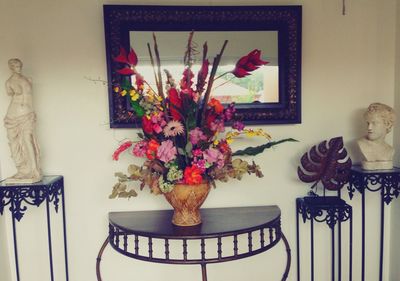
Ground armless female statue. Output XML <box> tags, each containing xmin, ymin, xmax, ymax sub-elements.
<box><xmin>357</xmin><ymin>103</ymin><xmax>396</xmax><ymax>170</ymax></box>
<box><xmin>4</xmin><ymin>58</ymin><xmax>42</xmax><ymax>183</ymax></box>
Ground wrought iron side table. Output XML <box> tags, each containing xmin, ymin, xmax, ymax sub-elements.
<box><xmin>296</xmin><ymin>196</ymin><xmax>353</xmax><ymax>281</ymax></box>
<box><xmin>0</xmin><ymin>175</ymin><xmax>69</xmax><ymax>281</ymax></box>
<box><xmin>96</xmin><ymin>205</ymin><xmax>291</xmax><ymax>281</ymax></box>
<box><xmin>347</xmin><ymin>165</ymin><xmax>400</xmax><ymax>281</ymax></box>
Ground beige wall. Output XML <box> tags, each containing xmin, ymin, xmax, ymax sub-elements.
<box><xmin>0</xmin><ymin>0</ymin><xmax>398</xmax><ymax>280</ymax></box>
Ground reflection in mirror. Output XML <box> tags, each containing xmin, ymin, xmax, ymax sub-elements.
<box><xmin>130</xmin><ymin>31</ymin><xmax>279</xmax><ymax>103</ymax></box>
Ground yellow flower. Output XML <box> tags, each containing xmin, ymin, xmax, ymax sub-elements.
<box><xmin>156</xmin><ymin>95</ymin><xmax>163</xmax><ymax>102</ymax></box>
<box><xmin>120</xmin><ymin>90</ymin><xmax>127</xmax><ymax>97</ymax></box>
<box><xmin>245</xmin><ymin>129</ymin><xmax>256</xmax><ymax>137</ymax></box>
<box><xmin>213</xmin><ymin>140</ymin><xmax>220</xmax><ymax>145</ymax></box>
<box><xmin>226</xmin><ymin>137</ymin><xmax>234</xmax><ymax>144</ymax></box>
<box><xmin>113</xmin><ymin>86</ymin><xmax>120</xmax><ymax>93</ymax></box>
<box><xmin>130</xmin><ymin>90</ymin><xmax>139</xmax><ymax>101</ymax></box>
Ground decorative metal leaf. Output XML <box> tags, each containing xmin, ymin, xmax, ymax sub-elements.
<box><xmin>297</xmin><ymin>136</ymin><xmax>352</xmax><ymax>191</ymax></box>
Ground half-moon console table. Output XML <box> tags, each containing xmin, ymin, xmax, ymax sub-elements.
<box><xmin>96</xmin><ymin>205</ymin><xmax>291</xmax><ymax>281</ymax></box>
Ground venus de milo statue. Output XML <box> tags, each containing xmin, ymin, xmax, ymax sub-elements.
<box><xmin>4</xmin><ymin>58</ymin><xmax>42</xmax><ymax>184</ymax></box>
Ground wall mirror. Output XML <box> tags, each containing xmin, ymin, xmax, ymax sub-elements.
<box><xmin>104</xmin><ymin>5</ymin><xmax>302</xmax><ymax>128</ymax></box>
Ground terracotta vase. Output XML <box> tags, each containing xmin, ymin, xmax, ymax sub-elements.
<box><xmin>164</xmin><ymin>182</ymin><xmax>211</xmax><ymax>226</ymax></box>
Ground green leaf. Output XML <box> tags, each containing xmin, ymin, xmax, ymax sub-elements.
<box><xmin>185</xmin><ymin>142</ymin><xmax>193</xmax><ymax>154</ymax></box>
<box><xmin>137</xmin><ymin>133</ymin><xmax>144</xmax><ymax>139</ymax></box>
<box><xmin>177</xmin><ymin>148</ymin><xmax>186</xmax><ymax>155</ymax></box>
<box><xmin>130</xmin><ymin>101</ymin><xmax>145</xmax><ymax>117</ymax></box>
<box><xmin>232</xmin><ymin>138</ymin><xmax>298</xmax><ymax>156</ymax></box>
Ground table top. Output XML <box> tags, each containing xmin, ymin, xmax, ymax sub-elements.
<box><xmin>109</xmin><ymin>205</ymin><xmax>281</xmax><ymax>238</ymax></box>
<box><xmin>0</xmin><ymin>175</ymin><xmax>63</xmax><ymax>188</ymax></box>
<box><xmin>351</xmin><ymin>165</ymin><xmax>400</xmax><ymax>174</ymax></box>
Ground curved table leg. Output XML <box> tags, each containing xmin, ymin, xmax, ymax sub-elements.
<box><xmin>281</xmin><ymin>232</ymin><xmax>291</xmax><ymax>281</ymax></box>
<box><xmin>96</xmin><ymin>236</ymin><xmax>110</xmax><ymax>281</ymax></box>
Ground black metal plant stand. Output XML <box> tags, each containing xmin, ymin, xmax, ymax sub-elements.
<box><xmin>0</xmin><ymin>175</ymin><xmax>69</xmax><ymax>281</ymax></box>
<box><xmin>296</xmin><ymin>196</ymin><xmax>353</xmax><ymax>281</ymax></box>
<box><xmin>96</xmin><ymin>206</ymin><xmax>291</xmax><ymax>281</ymax></box>
<box><xmin>347</xmin><ymin>165</ymin><xmax>400</xmax><ymax>281</ymax></box>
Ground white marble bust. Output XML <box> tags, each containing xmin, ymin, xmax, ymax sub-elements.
<box><xmin>357</xmin><ymin>103</ymin><xmax>395</xmax><ymax>170</ymax></box>
<box><xmin>4</xmin><ymin>58</ymin><xmax>42</xmax><ymax>184</ymax></box>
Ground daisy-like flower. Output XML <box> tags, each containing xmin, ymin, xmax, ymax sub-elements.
<box><xmin>163</xmin><ymin>120</ymin><xmax>184</xmax><ymax>137</ymax></box>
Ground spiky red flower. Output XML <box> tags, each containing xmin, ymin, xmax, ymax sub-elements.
<box><xmin>231</xmin><ymin>49</ymin><xmax>269</xmax><ymax>78</ymax></box>
<box><xmin>113</xmin><ymin>47</ymin><xmax>138</xmax><ymax>76</ymax></box>
<box><xmin>168</xmin><ymin>88</ymin><xmax>182</xmax><ymax>121</ymax></box>
<box><xmin>112</xmin><ymin>141</ymin><xmax>133</xmax><ymax>161</ymax></box>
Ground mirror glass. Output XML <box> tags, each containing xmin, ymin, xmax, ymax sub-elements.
<box><xmin>129</xmin><ymin>31</ymin><xmax>279</xmax><ymax>103</ymax></box>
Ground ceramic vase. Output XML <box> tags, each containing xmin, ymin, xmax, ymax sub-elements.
<box><xmin>164</xmin><ymin>182</ymin><xmax>211</xmax><ymax>226</ymax></box>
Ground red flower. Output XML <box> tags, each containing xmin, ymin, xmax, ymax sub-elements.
<box><xmin>208</xmin><ymin>98</ymin><xmax>224</xmax><ymax>114</ymax></box>
<box><xmin>113</xmin><ymin>47</ymin><xmax>138</xmax><ymax>76</ymax></box>
<box><xmin>168</xmin><ymin>88</ymin><xmax>182</xmax><ymax>121</ymax></box>
<box><xmin>142</xmin><ymin>116</ymin><xmax>153</xmax><ymax>134</ymax></box>
<box><xmin>113</xmin><ymin>47</ymin><xmax>138</xmax><ymax>65</ymax></box>
<box><xmin>180</xmin><ymin>68</ymin><xmax>194</xmax><ymax>90</ymax></box>
<box><xmin>184</xmin><ymin>165</ymin><xmax>203</xmax><ymax>185</ymax></box>
<box><xmin>146</xmin><ymin>139</ymin><xmax>160</xmax><ymax>160</ymax></box>
<box><xmin>231</xmin><ymin>49</ymin><xmax>269</xmax><ymax>78</ymax></box>
<box><xmin>206</xmin><ymin>112</ymin><xmax>217</xmax><ymax>128</ymax></box>
<box><xmin>112</xmin><ymin>141</ymin><xmax>133</xmax><ymax>161</ymax></box>
<box><xmin>196</xmin><ymin>58</ymin><xmax>209</xmax><ymax>92</ymax></box>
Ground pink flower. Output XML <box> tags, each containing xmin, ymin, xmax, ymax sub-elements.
<box><xmin>189</xmin><ymin>128</ymin><xmax>207</xmax><ymax>145</ymax></box>
<box><xmin>203</xmin><ymin>148</ymin><xmax>225</xmax><ymax>168</ymax></box>
<box><xmin>192</xmin><ymin>149</ymin><xmax>203</xmax><ymax>157</ymax></box>
<box><xmin>210</xmin><ymin>120</ymin><xmax>225</xmax><ymax>133</ymax></box>
<box><xmin>232</xmin><ymin>121</ymin><xmax>245</xmax><ymax>131</ymax></box>
<box><xmin>132</xmin><ymin>140</ymin><xmax>148</xmax><ymax>157</ymax></box>
<box><xmin>112</xmin><ymin>141</ymin><xmax>133</xmax><ymax>161</ymax></box>
<box><xmin>193</xmin><ymin>159</ymin><xmax>207</xmax><ymax>172</ymax></box>
<box><xmin>157</xmin><ymin>140</ymin><xmax>177</xmax><ymax>163</ymax></box>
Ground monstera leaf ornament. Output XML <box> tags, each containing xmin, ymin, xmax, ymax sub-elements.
<box><xmin>297</xmin><ymin>136</ymin><xmax>352</xmax><ymax>193</ymax></box>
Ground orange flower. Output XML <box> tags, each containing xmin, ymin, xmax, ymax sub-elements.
<box><xmin>184</xmin><ymin>165</ymin><xmax>203</xmax><ymax>185</ymax></box>
<box><xmin>146</xmin><ymin>139</ymin><xmax>160</xmax><ymax>160</ymax></box>
<box><xmin>208</xmin><ymin>98</ymin><xmax>224</xmax><ymax>114</ymax></box>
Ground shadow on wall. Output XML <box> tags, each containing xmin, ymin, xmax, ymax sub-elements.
<box><xmin>0</xmin><ymin>215</ymin><xmax>12</xmax><ymax>281</ymax></box>
<box><xmin>347</xmin><ymin>107</ymin><xmax>367</xmax><ymax>164</ymax></box>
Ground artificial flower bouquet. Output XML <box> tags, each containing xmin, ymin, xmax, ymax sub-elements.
<box><xmin>110</xmin><ymin>32</ymin><xmax>295</xmax><ymax>199</ymax></box>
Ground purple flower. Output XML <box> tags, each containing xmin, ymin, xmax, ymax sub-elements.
<box><xmin>203</xmin><ymin>148</ymin><xmax>225</xmax><ymax>168</ymax></box>
<box><xmin>232</xmin><ymin>121</ymin><xmax>245</xmax><ymax>131</ymax></box>
<box><xmin>189</xmin><ymin>127</ymin><xmax>207</xmax><ymax>145</ymax></box>
<box><xmin>157</xmin><ymin>140</ymin><xmax>177</xmax><ymax>163</ymax></box>
<box><xmin>224</xmin><ymin>103</ymin><xmax>236</xmax><ymax>121</ymax></box>
<box><xmin>210</xmin><ymin>120</ymin><xmax>225</xmax><ymax>133</ymax></box>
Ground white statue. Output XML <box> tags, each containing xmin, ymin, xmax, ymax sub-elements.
<box><xmin>357</xmin><ymin>103</ymin><xmax>396</xmax><ymax>170</ymax></box>
<box><xmin>3</xmin><ymin>58</ymin><xmax>42</xmax><ymax>184</ymax></box>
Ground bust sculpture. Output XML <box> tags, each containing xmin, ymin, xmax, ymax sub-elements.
<box><xmin>3</xmin><ymin>58</ymin><xmax>42</xmax><ymax>184</ymax></box>
<box><xmin>357</xmin><ymin>103</ymin><xmax>396</xmax><ymax>170</ymax></box>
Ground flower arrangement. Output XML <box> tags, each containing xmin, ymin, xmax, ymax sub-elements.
<box><xmin>110</xmin><ymin>32</ymin><xmax>295</xmax><ymax>199</ymax></box>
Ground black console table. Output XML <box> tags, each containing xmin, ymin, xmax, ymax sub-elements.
<box><xmin>96</xmin><ymin>205</ymin><xmax>291</xmax><ymax>281</ymax></box>
<box><xmin>347</xmin><ymin>165</ymin><xmax>400</xmax><ymax>281</ymax></box>
<box><xmin>0</xmin><ymin>175</ymin><xmax>69</xmax><ymax>281</ymax></box>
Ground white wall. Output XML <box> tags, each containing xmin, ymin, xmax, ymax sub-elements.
<box><xmin>390</xmin><ymin>0</ymin><xmax>400</xmax><ymax>280</ymax></box>
<box><xmin>0</xmin><ymin>0</ymin><xmax>398</xmax><ymax>281</ymax></box>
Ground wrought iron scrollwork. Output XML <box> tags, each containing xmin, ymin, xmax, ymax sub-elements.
<box><xmin>297</xmin><ymin>197</ymin><xmax>352</xmax><ymax>229</ymax></box>
<box><xmin>0</xmin><ymin>176</ymin><xmax>64</xmax><ymax>221</ymax></box>
<box><xmin>348</xmin><ymin>166</ymin><xmax>400</xmax><ymax>205</ymax></box>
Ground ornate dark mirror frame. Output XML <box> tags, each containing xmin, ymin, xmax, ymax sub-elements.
<box><xmin>104</xmin><ymin>5</ymin><xmax>302</xmax><ymax>128</ymax></box>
